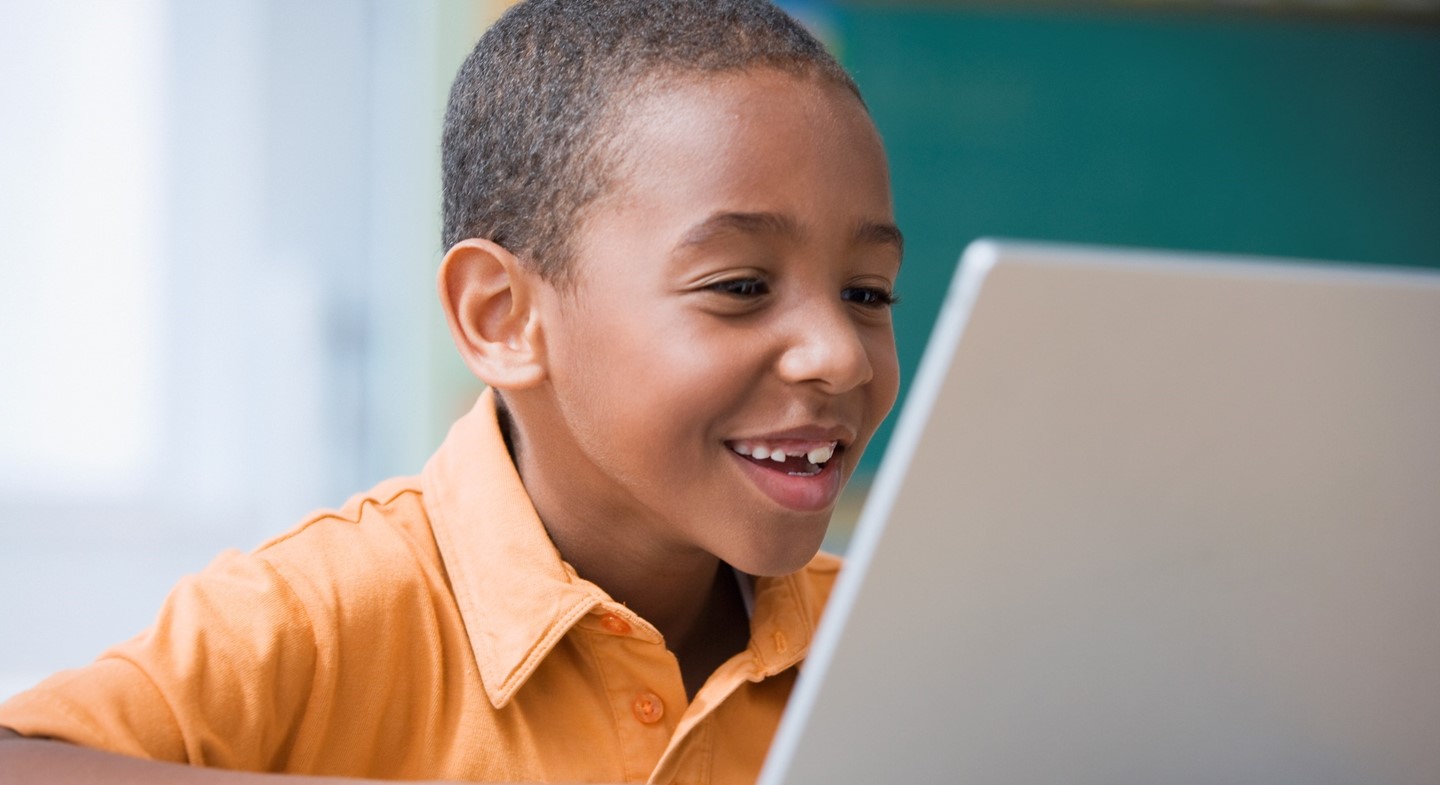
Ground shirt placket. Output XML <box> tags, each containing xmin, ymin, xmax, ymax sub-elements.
<box><xmin>583</xmin><ymin>610</ymin><xmax>690</xmax><ymax>783</ymax></box>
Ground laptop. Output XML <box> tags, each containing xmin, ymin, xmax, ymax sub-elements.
<box><xmin>759</xmin><ymin>240</ymin><xmax>1440</xmax><ymax>785</ymax></box>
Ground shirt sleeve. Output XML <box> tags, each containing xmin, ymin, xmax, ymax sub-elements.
<box><xmin>0</xmin><ymin>549</ymin><xmax>318</xmax><ymax>770</ymax></box>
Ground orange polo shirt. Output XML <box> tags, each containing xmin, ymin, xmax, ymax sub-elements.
<box><xmin>0</xmin><ymin>389</ymin><xmax>840</xmax><ymax>783</ymax></box>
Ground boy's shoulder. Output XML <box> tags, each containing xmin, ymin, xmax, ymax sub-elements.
<box><xmin>188</xmin><ymin>472</ymin><xmax>443</xmax><ymax>636</ymax></box>
<box><xmin>244</xmin><ymin>390</ymin><xmax>517</xmax><ymax>606</ymax></box>
<box><xmin>253</xmin><ymin>474</ymin><xmax>438</xmax><ymax>585</ymax></box>
<box><xmin>227</xmin><ymin>390</ymin><xmax>547</xmax><ymax>634</ymax></box>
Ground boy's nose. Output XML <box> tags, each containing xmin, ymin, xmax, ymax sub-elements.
<box><xmin>775</xmin><ymin>305</ymin><xmax>874</xmax><ymax>394</ymax></box>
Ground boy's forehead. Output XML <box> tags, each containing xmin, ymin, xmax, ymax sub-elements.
<box><xmin>559</xmin><ymin>68</ymin><xmax>897</xmax><ymax>283</ymax></box>
<box><xmin>600</xmin><ymin>68</ymin><xmax>888</xmax><ymax>208</ymax></box>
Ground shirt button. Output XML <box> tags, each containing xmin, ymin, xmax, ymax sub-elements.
<box><xmin>600</xmin><ymin>613</ymin><xmax>632</xmax><ymax>636</ymax></box>
<box><xmin>632</xmin><ymin>691</ymin><xmax>665</xmax><ymax>724</ymax></box>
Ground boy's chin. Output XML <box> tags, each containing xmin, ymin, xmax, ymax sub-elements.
<box><xmin>725</xmin><ymin>528</ymin><xmax>830</xmax><ymax>578</ymax></box>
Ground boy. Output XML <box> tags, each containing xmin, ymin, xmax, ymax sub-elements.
<box><xmin>0</xmin><ymin>0</ymin><xmax>901</xmax><ymax>782</ymax></box>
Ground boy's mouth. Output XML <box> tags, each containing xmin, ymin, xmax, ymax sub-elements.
<box><xmin>727</xmin><ymin>439</ymin><xmax>840</xmax><ymax>477</ymax></box>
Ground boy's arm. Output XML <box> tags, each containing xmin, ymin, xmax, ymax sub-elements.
<box><xmin>0</xmin><ymin>726</ymin><xmax>426</xmax><ymax>785</ymax></box>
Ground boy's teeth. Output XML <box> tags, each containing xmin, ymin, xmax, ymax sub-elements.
<box><xmin>731</xmin><ymin>440</ymin><xmax>839</xmax><ymax>466</ymax></box>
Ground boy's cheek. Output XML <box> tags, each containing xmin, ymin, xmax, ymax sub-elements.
<box><xmin>868</xmin><ymin>339</ymin><xmax>902</xmax><ymax>409</ymax></box>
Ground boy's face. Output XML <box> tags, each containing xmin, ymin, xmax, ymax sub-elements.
<box><xmin>520</xmin><ymin>68</ymin><xmax>900</xmax><ymax>577</ymax></box>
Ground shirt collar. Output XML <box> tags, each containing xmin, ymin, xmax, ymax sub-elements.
<box><xmin>747</xmin><ymin>561</ymin><xmax>834</xmax><ymax>677</ymax></box>
<box><xmin>421</xmin><ymin>388</ymin><xmax>606</xmax><ymax>708</ymax></box>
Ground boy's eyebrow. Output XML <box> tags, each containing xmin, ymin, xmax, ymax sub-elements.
<box><xmin>856</xmin><ymin>219</ymin><xmax>905</xmax><ymax>261</ymax></box>
<box><xmin>677</xmin><ymin>211</ymin><xmax>800</xmax><ymax>249</ymax></box>
<box><xmin>676</xmin><ymin>211</ymin><xmax>905</xmax><ymax>260</ymax></box>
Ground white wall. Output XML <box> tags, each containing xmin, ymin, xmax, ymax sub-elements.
<box><xmin>0</xmin><ymin>0</ymin><xmax>485</xmax><ymax>701</ymax></box>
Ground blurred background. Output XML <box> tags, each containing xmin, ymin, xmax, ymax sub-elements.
<box><xmin>1</xmin><ymin>0</ymin><xmax>1437</xmax><ymax>700</ymax></box>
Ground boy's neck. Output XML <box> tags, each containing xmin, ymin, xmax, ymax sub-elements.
<box><xmin>536</xmin><ymin>503</ymin><xmax>752</xmax><ymax>699</ymax></box>
<box><xmin>673</xmin><ymin>563</ymin><xmax>752</xmax><ymax>699</ymax></box>
<box><xmin>551</xmin><ymin>520</ymin><xmax>746</xmax><ymax>642</ymax></box>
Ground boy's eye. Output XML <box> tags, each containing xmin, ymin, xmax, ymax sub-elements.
<box><xmin>842</xmin><ymin>286</ymin><xmax>898</xmax><ymax>308</ymax></box>
<box><xmin>708</xmin><ymin>278</ymin><xmax>770</xmax><ymax>298</ymax></box>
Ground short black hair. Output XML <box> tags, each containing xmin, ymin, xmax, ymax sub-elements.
<box><xmin>440</xmin><ymin>0</ymin><xmax>861</xmax><ymax>282</ymax></box>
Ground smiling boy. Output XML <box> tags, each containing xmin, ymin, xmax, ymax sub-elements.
<box><xmin>0</xmin><ymin>1</ymin><xmax>901</xmax><ymax>783</ymax></box>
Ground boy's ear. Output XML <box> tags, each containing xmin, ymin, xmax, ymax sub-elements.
<box><xmin>438</xmin><ymin>238</ymin><xmax>547</xmax><ymax>390</ymax></box>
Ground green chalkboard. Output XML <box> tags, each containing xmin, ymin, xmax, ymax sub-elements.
<box><xmin>828</xmin><ymin>5</ymin><xmax>1440</xmax><ymax>471</ymax></box>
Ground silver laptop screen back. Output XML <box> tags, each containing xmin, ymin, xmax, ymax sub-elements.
<box><xmin>762</xmin><ymin>240</ymin><xmax>1440</xmax><ymax>785</ymax></box>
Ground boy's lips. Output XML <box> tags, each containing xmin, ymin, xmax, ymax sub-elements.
<box><xmin>723</xmin><ymin>428</ymin><xmax>853</xmax><ymax>512</ymax></box>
